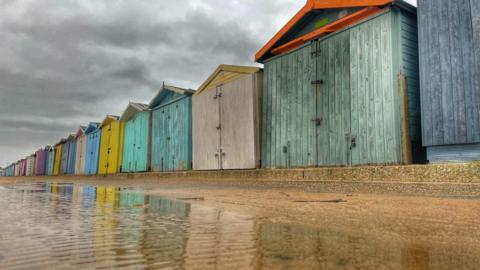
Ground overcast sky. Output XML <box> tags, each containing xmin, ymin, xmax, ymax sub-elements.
<box><xmin>0</xmin><ymin>0</ymin><xmax>417</xmax><ymax>167</ymax></box>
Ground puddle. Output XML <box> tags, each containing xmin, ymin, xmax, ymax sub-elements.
<box><xmin>0</xmin><ymin>182</ymin><xmax>478</xmax><ymax>269</ymax></box>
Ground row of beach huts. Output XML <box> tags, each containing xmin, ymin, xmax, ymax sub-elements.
<box><xmin>3</xmin><ymin>0</ymin><xmax>480</xmax><ymax>177</ymax></box>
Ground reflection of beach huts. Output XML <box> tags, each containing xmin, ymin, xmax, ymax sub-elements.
<box><xmin>85</xmin><ymin>123</ymin><xmax>101</xmax><ymax>175</ymax></box>
<box><xmin>120</xmin><ymin>103</ymin><xmax>150</xmax><ymax>173</ymax></box>
<box><xmin>34</xmin><ymin>148</ymin><xmax>47</xmax><ymax>176</ymax></box>
<box><xmin>257</xmin><ymin>0</ymin><xmax>422</xmax><ymax>167</ymax></box>
<box><xmin>74</xmin><ymin>126</ymin><xmax>87</xmax><ymax>175</ymax></box>
<box><xmin>418</xmin><ymin>0</ymin><xmax>480</xmax><ymax>162</ymax></box>
<box><xmin>193</xmin><ymin>65</ymin><xmax>262</xmax><ymax>170</ymax></box>
<box><xmin>53</xmin><ymin>140</ymin><xmax>64</xmax><ymax>176</ymax></box>
<box><xmin>46</xmin><ymin>146</ymin><xmax>55</xmax><ymax>176</ymax></box>
<box><xmin>98</xmin><ymin>116</ymin><xmax>124</xmax><ymax>174</ymax></box>
<box><xmin>149</xmin><ymin>84</ymin><xmax>195</xmax><ymax>172</ymax></box>
<box><xmin>185</xmin><ymin>206</ymin><xmax>256</xmax><ymax>269</ymax></box>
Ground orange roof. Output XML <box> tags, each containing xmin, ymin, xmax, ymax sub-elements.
<box><xmin>255</xmin><ymin>0</ymin><xmax>393</xmax><ymax>62</ymax></box>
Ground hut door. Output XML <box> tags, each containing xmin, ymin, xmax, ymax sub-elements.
<box><xmin>219</xmin><ymin>75</ymin><xmax>257</xmax><ymax>169</ymax></box>
<box><xmin>314</xmin><ymin>32</ymin><xmax>351</xmax><ymax>166</ymax></box>
<box><xmin>192</xmin><ymin>87</ymin><xmax>221</xmax><ymax>170</ymax></box>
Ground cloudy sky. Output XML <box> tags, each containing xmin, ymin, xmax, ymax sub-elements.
<box><xmin>0</xmin><ymin>0</ymin><xmax>416</xmax><ymax>167</ymax></box>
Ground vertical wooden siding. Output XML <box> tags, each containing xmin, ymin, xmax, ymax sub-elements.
<box><xmin>47</xmin><ymin>149</ymin><xmax>55</xmax><ymax>175</ymax></box>
<box><xmin>349</xmin><ymin>11</ymin><xmax>401</xmax><ymax>165</ymax></box>
<box><xmin>122</xmin><ymin>112</ymin><xmax>150</xmax><ymax>172</ymax></box>
<box><xmin>152</xmin><ymin>97</ymin><xmax>192</xmax><ymax>171</ymax></box>
<box><xmin>99</xmin><ymin>121</ymin><xmax>124</xmax><ymax>174</ymax></box>
<box><xmin>75</xmin><ymin>136</ymin><xmax>87</xmax><ymax>175</ymax></box>
<box><xmin>220</xmin><ymin>74</ymin><xmax>261</xmax><ymax>170</ymax></box>
<box><xmin>192</xmin><ymin>89</ymin><xmax>221</xmax><ymax>170</ymax></box>
<box><xmin>60</xmin><ymin>143</ymin><xmax>69</xmax><ymax>175</ymax></box>
<box><xmin>316</xmin><ymin>31</ymin><xmax>351</xmax><ymax>166</ymax></box>
<box><xmin>53</xmin><ymin>145</ymin><xmax>62</xmax><ymax>175</ymax></box>
<box><xmin>418</xmin><ymin>0</ymin><xmax>480</xmax><ymax>147</ymax></box>
<box><xmin>262</xmin><ymin>10</ymin><xmax>419</xmax><ymax>168</ymax></box>
<box><xmin>67</xmin><ymin>140</ymin><xmax>76</xmax><ymax>175</ymax></box>
<box><xmin>85</xmin><ymin>130</ymin><xmax>101</xmax><ymax>175</ymax></box>
<box><xmin>262</xmin><ymin>45</ymin><xmax>316</xmax><ymax>168</ymax></box>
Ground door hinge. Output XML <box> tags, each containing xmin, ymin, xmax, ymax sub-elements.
<box><xmin>311</xmin><ymin>80</ymin><xmax>324</xmax><ymax>85</ymax></box>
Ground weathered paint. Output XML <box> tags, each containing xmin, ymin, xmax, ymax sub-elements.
<box><xmin>193</xmin><ymin>66</ymin><xmax>262</xmax><ymax>170</ymax></box>
<box><xmin>25</xmin><ymin>155</ymin><xmax>36</xmax><ymax>176</ymax></box>
<box><xmin>53</xmin><ymin>143</ymin><xmax>63</xmax><ymax>176</ymax></box>
<box><xmin>121</xmin><ymin>103</ymin><xmax>150</xmax><ymax>173</ymax></box>
<box><xmin>261</xmin><ymin>8</ymin><xmax>422</xmax><ymax>168</ymax></box>
<box><xmin>427</xmin><ymin>143</ymin><xmax>480</xmax><ymax>163</ymax></box>
<box><xmin>418</xmin><ymin>0</ymin><xmax>480</xmax><ymax>162</ymax></box>
<box><xmin>150</xmin><ymin>85</ymin><xmax>195</xmax><ymax>172</ymax></box>
<box><xmin>75</xmin><ymin>126</ymin><xmax>88</xmax><ymax>175</ymax></box>
<box><xmin>60</xmin><ymin>140</ymin><xmax>70</xmax><ymax>175</ymax></box>
<box><xmin>66</xmin><ymin>137</ymin><xmax>77</xmax><ymax>175</ymax></box>
<box><xmin>46</xmin><ymin>146</ymin><xmax>55</xmax><ymax>176</ymax></box>
<box><xmin>98</xmin><ymin>116</ymin><xmax>124</xmax><ymax>174</ymax></box>
<box><xmin>85</xmin><ymin>125</ymin><xmax>101</xmax><ymax>175</ymax></box>
<box><xmin>34</xmin><ymin>148</ymin><xmax>47</xmax><ymax>176</ymax></box>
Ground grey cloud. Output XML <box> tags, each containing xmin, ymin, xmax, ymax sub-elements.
<box><xmin>0</xmin><ymin>0</ymin><xmax>304</xmax><ymax>165</ymax></box>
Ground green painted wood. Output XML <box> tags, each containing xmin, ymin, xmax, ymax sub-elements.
<box><xmin>262</xmin><ymin>9</ymin><xmax>421</xmax><ymax>168</ymax></box>
<box><xmin>122</xmin><ymin>111</ymin><xmax>150</xmax><ymax>173</ymax></box>
<box><xmin>151</xmin><ymin>94</ymin><xmax>192</xmax><ymax>172</ymax></box>
<box><xmin>314</xmin><ymin>32</ymin><xmax>350</xmax><ymax>166</ymax></box>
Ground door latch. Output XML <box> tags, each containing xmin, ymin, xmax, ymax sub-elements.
<box><xmin>312</xmin><ymin>117</ymin><xmax>322</xmax><ymax>126</ymax></box>
<box><xmin>311</xmin><ymin>80</ymin><xmax>324</xmax><ymax>85</ymax></box>
<box><xmin>350</xmin><ymin>137</ymin><xmax>357</xmax><ymax>150</ymax></box>
<box><xmin>283</xmin><ymin>146</ymin><xmax>288</xmax><ymax>153</ymax></box>
<box><xmin>216</xmin><ymin>125</ymin><xmax>222</xmax><ymax>130</ymax></box>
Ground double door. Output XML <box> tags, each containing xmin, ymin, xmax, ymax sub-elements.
<box><xmin>152</xmin><ymin>98</ymin><xmax>191</xmax><ymax>172</ymax></box>
<box><xmin>311</xmin><ymin>22</ymin><xmax>400</xmax><ymax>166</ymax></box>
<box><xmin>123</xmin><ymin>113</ymin><xmax>149</xmax><ymax>172</ymax></box>
<box><xmin>85</xmin><ymin>130</ymin><xmax>101</xmax><ymax>174</ymax></box>
<box><xmin>99</xmin><ymin>121</ymin><xmax>123</xmax><ymax>174</ymax></box>
<box><xmin>193</xmin><ymin>75</ymin><xmax>257</xmax><ymax>170</ymax></box>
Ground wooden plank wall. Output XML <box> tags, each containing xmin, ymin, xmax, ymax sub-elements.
<box><xmin>152</xmin><ymin>97</ymin><xmax>192</xmax><ymax>172</ymax></box>
<box><xmin>192</xmin><ymin>89</ymin><xmax>220</xmax><ymax>170</ymax></box>
<box><xmin>349</xmin><ymin>11</ymin><xmax>401</xmax><ymax>165</ymax></box>
<box><xmin>262</xmin><ymin>45</ymin><xmax>316</xmax><ymax>168</ymax></box>
<box><xmin>316</xmin><ymin>31</ymin><xmax>351</xmax><ymax>166</ymax></box>
<box><xmin>220</xmin><ymin>74</ymin><xmax>260</xmax><ymax>170</ymax></box>
<box><xmin>418</xmin><ymin>0</ymin><xmax>480</xmax><ymax>147</ymax></box>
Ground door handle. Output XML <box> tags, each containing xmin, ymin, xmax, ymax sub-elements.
<box><xmin>312</xmin><ymin>117</ymin><xmax>322</xmax><ymax>126</ymax></box>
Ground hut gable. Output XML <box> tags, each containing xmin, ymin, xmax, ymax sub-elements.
<box><xmin>196</xmin><ymin>65</ymin><xmax>261</xmax><ymax>94</ymax></box>
<box><xmin>255</xmin><ymin>0</ymin><xmax>415</xmax><ymax>62</ymax></box>
<box><xmin>75</xmin><ymin>126</ymin><xmax>87</xmax><ymax>138</ymax></box>
<box><xmin>100</xmin><ymin>115</ymin><xmax>120</xmax><ymax>128</ymax></box>
<box><xmin>120</xmin><ymin>102</ymin><xmax>149</xmax><ymax>122</ymax></box>
<box><xmin>85</xmin><ymin>122</ymin><xmax>100</xmax><ymax>134</ymax></box>
<box><xmin>149</xmin><ymin>84</ymin><xmax>195</xmax><ymax>109</ymax></box>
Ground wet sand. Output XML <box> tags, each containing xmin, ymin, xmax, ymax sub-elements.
<box><xmin>1</xmin><ymin>178</ymin><xmax>480</xmax><ymax>269</ymax></box>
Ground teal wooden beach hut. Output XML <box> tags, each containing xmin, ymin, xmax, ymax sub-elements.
<box><xmin>46</xmin><ymin>146</ymin><xmax>55</xmax><ymax>176</ymax></box>
<box><xmin>256</xmin><ymin>0</ymin><xmax>422</xmax><ymax>168</ymax></box>
<box><xmin>149</xmin><ymin>84</ymin><xmax>195</xmax><ymax>171</ymax></box>
<box><xmin>120</xmin><ymin>102</ymin><xmax>150</xmax><ymax>173</ymax></box>
<box><xmin>84</xmin><ymin>123</ymin><xmax>101</xmax><ymax>175</ymax></box>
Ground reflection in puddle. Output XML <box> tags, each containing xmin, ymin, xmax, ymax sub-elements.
<box><xmin>0</xmin><ymin>182</ymin><xmax>477</xmax><ymax>269</ymax></box>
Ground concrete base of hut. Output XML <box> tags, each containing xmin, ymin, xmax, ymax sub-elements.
<box><xmin>2</xmin><ymin>163</ymin><xmax>480</xmax><ymax>198</ymax></box>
